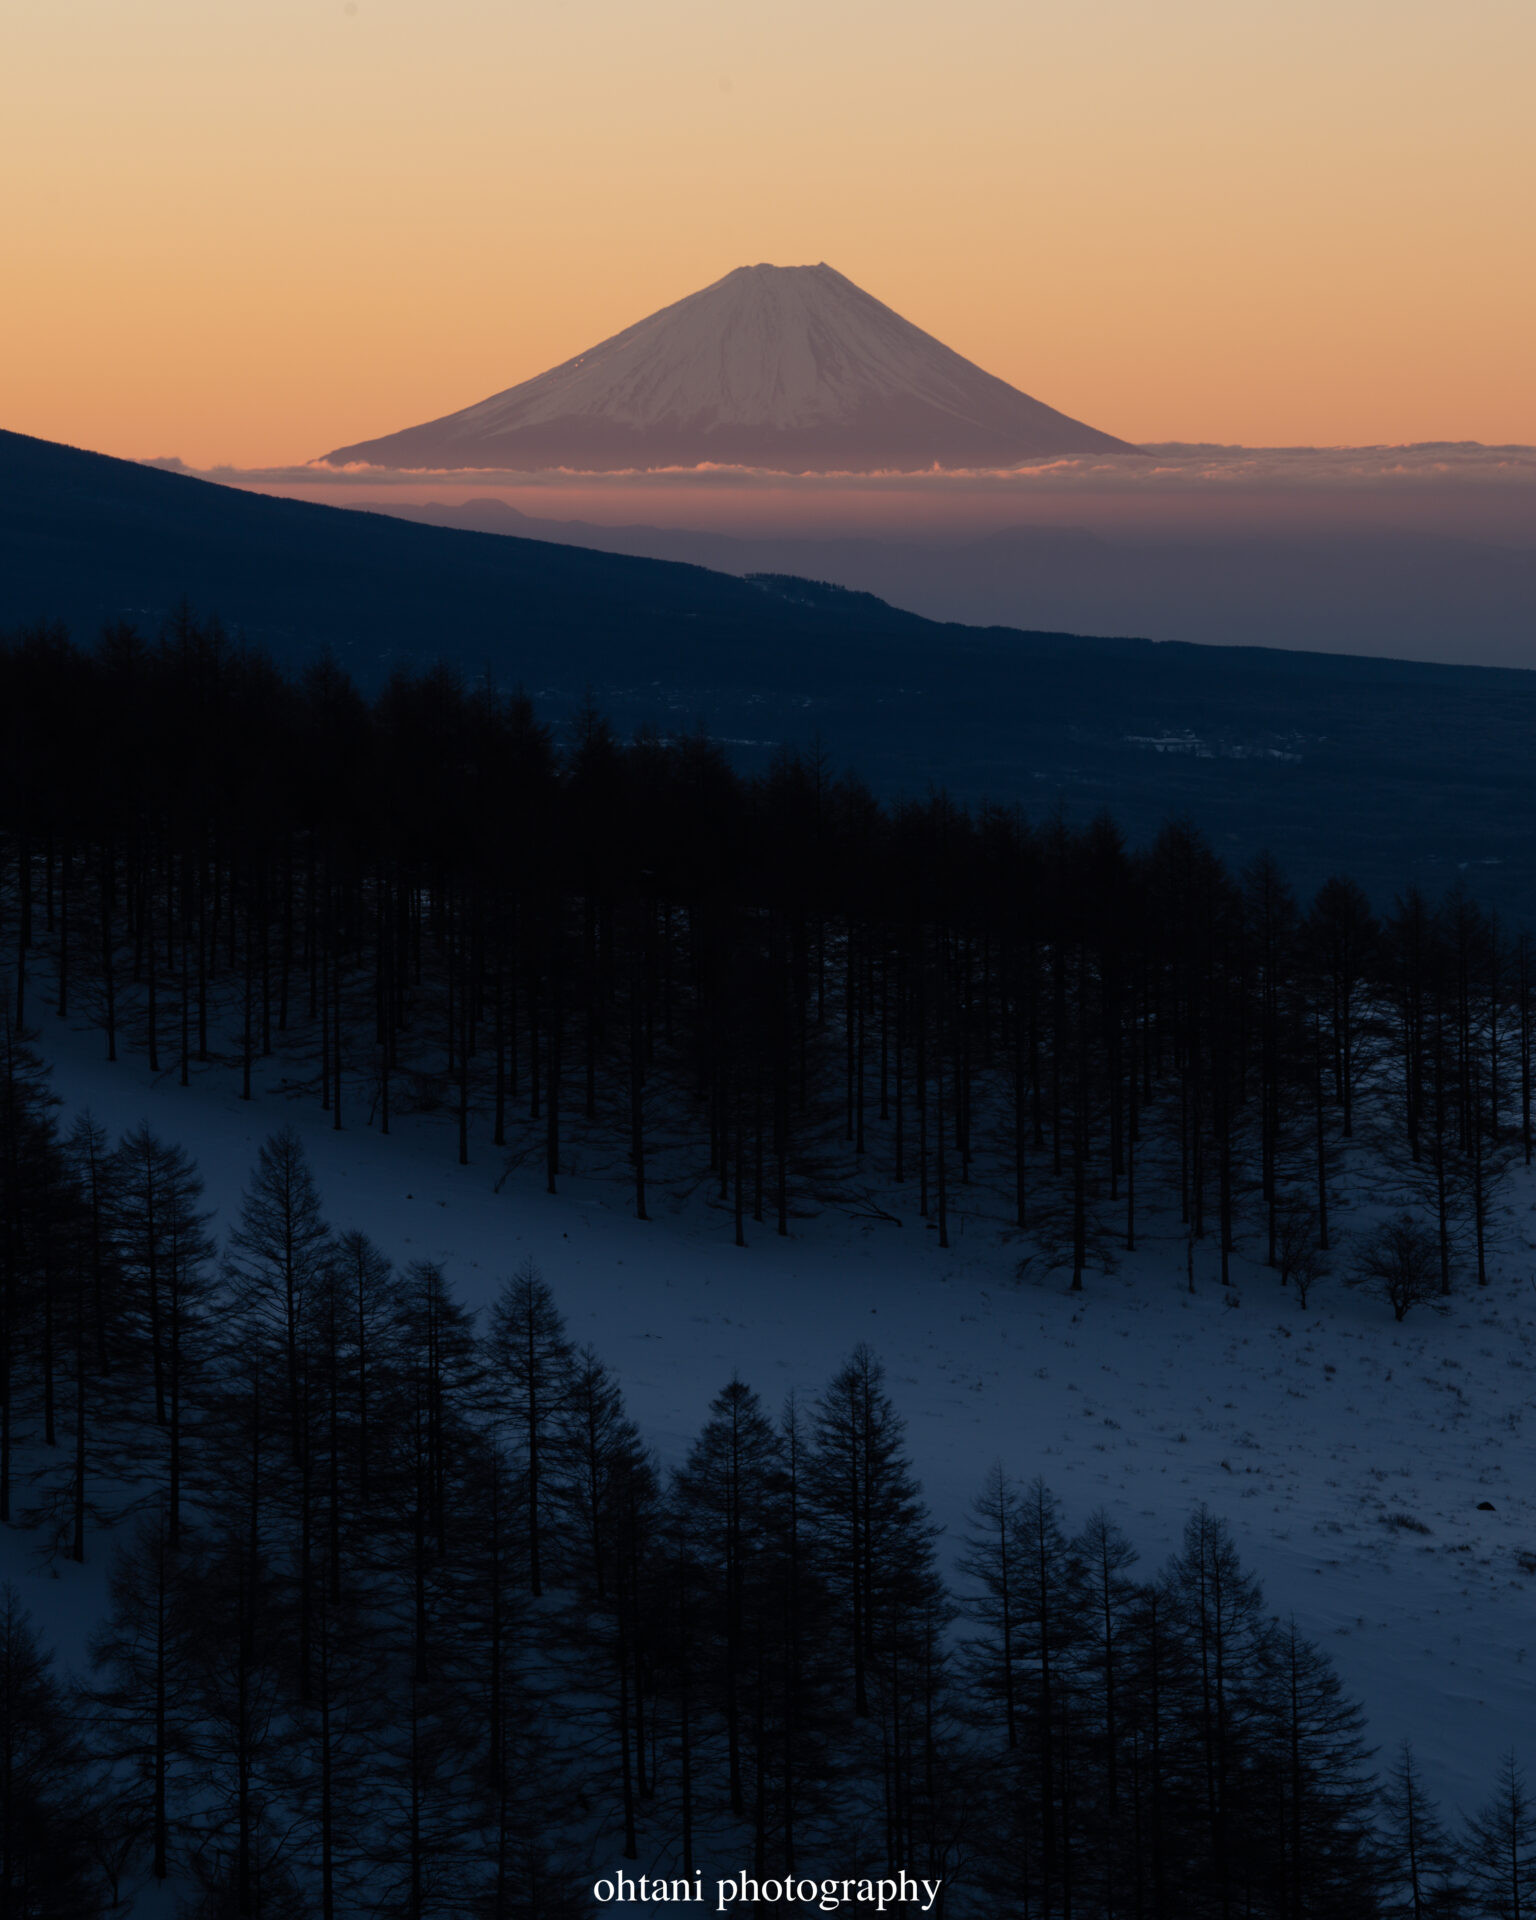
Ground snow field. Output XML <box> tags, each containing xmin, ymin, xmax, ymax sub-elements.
<box><xmin>6</xmin><ymin>1001</ymin><xmax>1534</xmax><ymax>1830</ymax></box>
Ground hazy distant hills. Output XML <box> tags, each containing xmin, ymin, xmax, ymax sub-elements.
<box><xmin>383</xmin><ymin>496</ymin><xmax>1536</xmax><ymax>670</ymax></box>
<box><xmin>4</xmin><ymin>425</ymin><xmax>1536</xmax><ymax>914</ymax></box>
<box><xmin>321</xmin><ymin>263</ymin><xmax>1133</xmax><ymax>473</ymax></box>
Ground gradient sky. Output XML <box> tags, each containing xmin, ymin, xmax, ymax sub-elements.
<box><xmin>4</xmin><ymin>0</ymin><xmax>1533</xmax><ymax>468</ymax></box>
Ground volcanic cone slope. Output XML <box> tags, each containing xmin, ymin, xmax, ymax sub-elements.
<box><xmin>321</xmin><ymin>262</ymin><xmax>1134</xmax><ymax>472</ymax></box>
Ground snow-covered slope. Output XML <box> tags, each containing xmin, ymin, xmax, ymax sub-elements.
<box><xmin>7</xmin><ymin>1005</ymin><xmax>1534</xmax><ymax>1836</ymax></box>
<box><xmin>321</xmin><ymin>263</ymin><xmax>1133</xmax><ymax>472</ymax></box>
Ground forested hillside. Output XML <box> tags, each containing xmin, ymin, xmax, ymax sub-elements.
<box><xmin>8</xmin><ymin>428</ymin><xmax>1536</xmax><ymax>913</ymax></box>
<box><xmin>3</xmin><ymin>1053</ymin><xmax>1529</xmax><ymax>1916</ymax></box>
<box><xmin>5</xmin><ymin>617</ymin><xmax>1536</xmax><ymax>1914</ymax></box>
<box><xmin>3</xmin><ymin>616</ymin><xmax>1530</xmax><ymax>1286</ymax></box>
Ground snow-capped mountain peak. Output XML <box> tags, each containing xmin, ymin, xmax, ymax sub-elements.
<box><xmin>321</xmin><ymin>263</ymin><xmax>1132</xmax><ymax>473</ymax></box>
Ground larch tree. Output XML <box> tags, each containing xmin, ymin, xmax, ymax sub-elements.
<box><xmin>1464</xmin><ymin>1752</ymin><xmax>1536</xmax><ymax>1920</ymax></box>
<box><xmin>223</xmin><ymin>1126</ymin><xmax>331</xmax><ymax>1460</ymax></box>
<box><xmin>485</xmin><ymin>1258</ymin><xmax>573</xmax><ymax>1597</ymax></box>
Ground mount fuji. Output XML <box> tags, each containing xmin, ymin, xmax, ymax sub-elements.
<box><xmin>320</xmin><ymin>262</ymin><xmax>1134</xmax><ymax>473</ymax></box>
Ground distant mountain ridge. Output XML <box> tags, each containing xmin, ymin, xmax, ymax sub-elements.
<box><xmin>321</xmin><ymin>263</ymin><xmax>1133</xmax><ymax>473</ymax></box>
<box><xmin>378</xmin><ymin>496</ymin><xmax>1536</xmax><ymax>671</ymax></box>
<box><xmin>5</xmin><ymin>425</ymin><xmax>1536</xmax><ymax>917</ymax></box>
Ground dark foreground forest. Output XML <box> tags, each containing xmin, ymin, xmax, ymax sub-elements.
<box><xmin>2</xmin><ymin>1066</ymin><xmax>1529</xmax><ymax>1918</ymax></box>
<box><xmin>2</xmin><ymin>616</ymin><xmax>1535</xmax><ymax>1914</ymax></box>
<box><xmin>2</xmin><ymin>615</ymin><xmax>1532</xmax><ymax>1292</ymax></box>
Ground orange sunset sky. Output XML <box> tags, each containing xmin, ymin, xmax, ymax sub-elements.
<box><xmin>3</xmin><ymin>0</ymin><xmax>1533</xmax><ymax>471</ymax></box>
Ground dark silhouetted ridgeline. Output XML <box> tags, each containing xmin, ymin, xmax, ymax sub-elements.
<box><xmin>6</xmin><ymin>427</ymin><xmax>1536</xmax><ymax>913</ymax></box>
